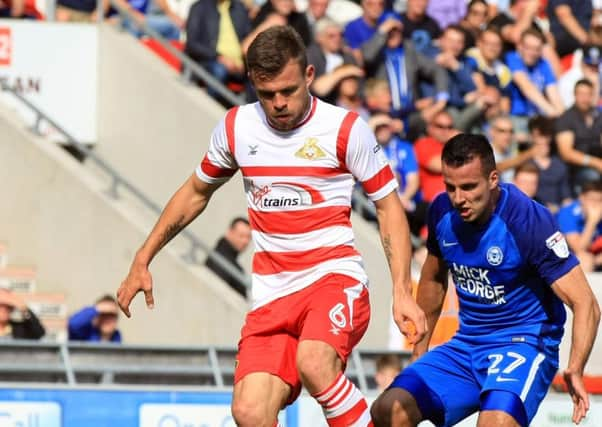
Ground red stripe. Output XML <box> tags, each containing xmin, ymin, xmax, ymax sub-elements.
<box><xmin>241</xmin><ymin>166</ymin><xmax>346</xmax><ymax>178</ymax></box>
<box><xmin>362</xmin><ymin>166</ymin><xmax>395</xmax><ymax>195</ymax></box>
<box><xmin>248</xmin><ymin>206</ymin><xmax>351</xmax><ymax>234</ymax></box>
<box><xmin>328</xmin><ymin>399</ymin><xmax>368</xmax><ymax>427</ymax></box>
<box><xmin>200</xmin><ymin>155</ymin><xmax>236</xmax><ymax>179</ymax></box>
<box><xmin>325</xmin><ymin>379</ymin><xmax>354</xmax><ymax>410</ymax></box>
<box><xmin>336</xmin><ymin>112</ymin><xmax>359</xmax><ymax>171</ymax></box>
<box><xmin>313</xmin><ymin>372</ymin><xmax>344</xmax><ymax>400</ymax></box>
<box><xmin>225</xmin><ymin>106</ymin><xmax>239</xmax><ymax>155</ymax></box>
<box><xmin>253</xmin><ymin>245</ymin><xmax>360</xmax><ymax>275</ymax></box>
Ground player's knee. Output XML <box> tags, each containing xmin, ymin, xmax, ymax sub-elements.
<box><xmin>371</xmin><ymin>391</ymin><xmax>418</xmax><ymax>427</ymax></box>
<box><xmin>231</xmin><ymin>397</ymin><xmax>269</xmax><ymax>427</ymax></box>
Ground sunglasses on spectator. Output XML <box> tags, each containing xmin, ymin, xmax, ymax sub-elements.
<box><xmin>494</xmin><ymin>126</ymin><xmax>514</xmax><ymax>134</ymax></box>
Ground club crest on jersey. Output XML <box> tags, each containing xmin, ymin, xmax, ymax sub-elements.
<box><xmin>546</xmin><ymin>231</ymin><xmax>570</xmax><ymax>258</ymax></box>
<box><xmin>486</xmin><ymin>246</ymin><xmax>503</xmax><ymax>266</ymax></box>
<box><xmin>295</xmin><ymin>137</ymin><xmax>326</xmax><ymax>160</ymax></box>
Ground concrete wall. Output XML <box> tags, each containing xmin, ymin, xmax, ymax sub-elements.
<box><xmin>95</xmin><ymin>24</ymin><xmax>395</xmax><ymax>347</ymax></box>
<box><xmin>0</xmin><ymin>106</ymin><xmax>246</xmax><ymax>345</ymax></box>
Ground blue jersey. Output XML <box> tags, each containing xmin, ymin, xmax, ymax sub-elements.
<box><xmin>505</xmin><ymin>51</ymin><xmax>556</xmax><ymax>116</ymax></box>
<box><xmin>426</xmin><ymin>183</ymin><xmax>579</xmax><ymax>346</ymax></box>
<box><xmin>382</xmin><ymin>137</ymin><xmax>418</xmax><ymax>192</ymax></box>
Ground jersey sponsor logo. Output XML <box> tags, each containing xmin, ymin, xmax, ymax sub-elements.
<box><xmin>452</xmin><ymin>263</ymin><xmax>506</xmax><ymax>305</ymax></box>
<box><xmin>295</xmin><ymin>137</ymin><xmax>326</xmax><ymax>160</ymax></box>
<box><xmin>545</xmin><ymin>231</ymin><xmax>570</xmax><ymax>259</ymax></box>
<box><xmin>247</xmin><ymin>180</ymin><xmax>323</xmax><ymax>209</ymax></box>
<box><xmin>486</xmin><ymin>246</ymin><xmax>503</xmax><ymax>266</ymax></box>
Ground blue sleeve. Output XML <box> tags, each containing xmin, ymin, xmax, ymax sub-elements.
<box><xmin>426</xmin><ymin>194</ymin><xmax>449</xmax><ymax>257</ymax></box>
<box><xmin>512</xmin><ymin>200</ymin><xmax>579</xmax><ymax>286</ymax></box>
<box><xmin>401</xmin><ymin>142</ymin><xmax>418</xmax><ymax>173</ymax></box>
<box><xmin>344</xmin><ymin>21</ymin><xmax>361</xmax><ymax>49</ymax></box>
<box><xmin>557</xmin><ymin>205</ymin><xmax>581</xmax><ymax>234</ymax></box>
<box><xmin>505</xmin><ymin>51</ymin><xmax>525</xmax><ymax>73</ymax></box>
<box><xmin>68</xmin><ymin>306</ymin><xmax>98</xmax><ymax>341</ymax></box>
<box><xmin>454</xmin><ymin>63</ymin><xmax>477</xmax><ymax>93</ymax></box>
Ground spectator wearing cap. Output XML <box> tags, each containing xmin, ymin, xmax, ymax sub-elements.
<box><xmin>400</xmin><ymin>0</ymin><xmax>440</xmax><ymax>55</ymax></box>
<box><xmin>558</xmin><ymin>45</ymin><xmax>602</xmax><ymax>109</ymax></box>
<box><xmin>556</xmin><ymin>79</ymin><xmax>602</xmax><ymax>192</ymax></box>
<box><xmin>506</xmin><ymin>28</ymin><xmax>564</xmax><ymax>140</ymax></box>
<box><xmin>307</xmin><ymin>18</ymin><xmax>364</xmax><ymax>103</ymax></box>
<box><xmin>547</xmin><ymin>0</ymin><xmax>592</xmax><ymax>58</ymax></box>
<box><xmin>362</xmin><ymin>11</ymin><xmax>449</xmax><ymax>140</ymax></box>
<box><xmin>68</xmin><ymin>295</ymin><xmax>122</xmax><ymax>342</ymax></box>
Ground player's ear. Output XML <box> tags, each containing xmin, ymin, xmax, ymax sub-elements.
<box><xmin>305</xmin><ymin>64</ymin><xmax>315</xmax><ymax>87</ymax></box>
<box><xmin>489</xmin><ymin>169</ymin><xmax>499</xmax><ymax>189</ymax></box>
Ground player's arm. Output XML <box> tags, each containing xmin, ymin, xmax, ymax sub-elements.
<box><xmin>374</xmin><ymin>192</ymin><xmax>427</xmax><ymax>344</ymax></box>
<box><xmin>412</xmin><ymin>253</ymin><xmax>448</xmax><ymax>359</ymax></box>
<box><xmin>551</xmin><ymin>265</ymin><xmax>601</xmax><ymax>424</ymax></box>
<box><xmin>117</xmin><ymin>174</ymin><xmax>222</xmax><ymax>317</ymax></box>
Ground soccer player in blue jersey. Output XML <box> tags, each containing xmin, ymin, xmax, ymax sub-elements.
<box><xmin>371</xmin><ymin>133</ymin><xmax>600</xmax><ymax>427</ymax></box>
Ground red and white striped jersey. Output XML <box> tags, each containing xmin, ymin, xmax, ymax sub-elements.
<box><xmin>196</xmin><ymin>98</ymin><xmax>398</xmax><ymax>309</ymax></box>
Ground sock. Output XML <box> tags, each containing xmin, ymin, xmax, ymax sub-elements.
<box><xmin>313</xmin><ymin>372</ymin><xmax>373</xmax><ymax>427</ymax></box>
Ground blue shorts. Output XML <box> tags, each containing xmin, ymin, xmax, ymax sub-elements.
<box><xmin>389</xmin><ymin>337</ymin><xmax>559</xmax><ymax>427</ymax></box>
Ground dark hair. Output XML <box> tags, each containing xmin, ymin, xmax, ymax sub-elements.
<box><xmin>375</xmin><ymin>354</ymin><xmax>402</xmax><ymax>372</ymax></box>
<box><xmin>480</xmin><ymin>26</ymin><xmax>502</xmax><ymax>41</ymax></box>
<box><xmin>581</xmin><ymin>180</ymin><xmax>602</xmax><ymax>194</ymax></box>
<box><xmin>514</xmin><ymin>161</ymin><xmax>539</xmax><ymax>176</ymax></box>
<box><xmin>520</xmin><ymin>28</ymin><xmax>546</xmax><ymax>44</ymax></box>
<box><xmin>574</xmin><ymin>78</ymin><xmax>594</xmax><ymax>92</ymax></box>
<box><xmin>96</xmin><ymin>294</ymin><xmax>117</xmax><ymax>305</ymax></box>
<box><xmin>468</xmin><ymin>0</ymin><xmax>487</xmax><ymax>10</ymax></box>
<box><xmin>444</xmin><ymin>24</ymin><xmax>466</xmax><ymax>36</ymax></box>
<box><xmin>442</xmin><ymin>133</ymin><xmax>496</xmax><ymax>176</ymax></box>
<box><xmin>527</xmin><ymin>115</ymin><xmax>554</xmax><ymax>136</ymax></box>
<box><xmin>246</xmin><ymin>26</ymin><xmax>308</xmax><ymax>82</ymax></box>
<box><xmin>230</xmin><ymin>217</ymin><xmax>250</xmax><ymax>229</ymax></box>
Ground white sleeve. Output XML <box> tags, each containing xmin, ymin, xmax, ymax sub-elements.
<box><xmin>345</xmin><ymin>117</ymin><xmax>398</xmax><ymax>201</ymax></box>
<box><xmin>195</xmin><ymin>118</ymin><xmax>238</xmax><ymax>184</ymax></box>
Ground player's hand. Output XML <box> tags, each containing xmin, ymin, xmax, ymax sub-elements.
<box><xmin>116</xmin><ymin>262</ymin><xmax>154</xmax><ymax>318</ymax></box>
<box><xmin>563</xmin><ymin>369</ymin><xmax>590</xmax><ymax>424</ymax></box>
<box><xmin>393</xmin><ymin>291</ymin><xmax>427</xmax><ymax>345</ymax></box>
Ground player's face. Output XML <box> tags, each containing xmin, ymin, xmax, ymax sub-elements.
<box><xmin>252</xmin><ymin>59</ymin><xmax>314</xmax><ymax>132</ymax></box>
<box><xmin>442</xmin><ymin>157</ymin><xmax>499</xmax><ymax>224</ymax></box>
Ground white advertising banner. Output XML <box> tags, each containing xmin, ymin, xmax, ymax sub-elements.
<box><xmin>0</xmin><ymin>20</ymin><xmax>97</xmax><ymax>143</ymax></box>
<box><xmin>0</xmin><ymin>401</ymin><xmax>61</xmax><ymax>427</ymax></box>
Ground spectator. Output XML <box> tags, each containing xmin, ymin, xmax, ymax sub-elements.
<box><xmin>374</xmin><ymin>354</ymin><xmax>402</xmax><ymax>392</ymax></box>
<box><xmin>205</xmin><ymin>217</ymin><xmax>251</xmax><ymax>298</ymax></box>
<box><xmin>465</xmin><ymin>27</ymin><xmax>511</xmax><ymax>116</ymax></box>
<box><xmin>56</xmin><ymin>0</ymin><xmax>96</xmax><ymax>21</ymax></box>
<box><xmin>557</xmin><ymin>180</ymin><xmax>602</xmax><ymax>272</ymax></box>
<box><xmin>250</xmin><ymin>0</ymin><xmax>312</xmax><ymax>47</ymax></box>
<box><xmin>459</xmin><ymin>0</ymin><xmax>489</xmax><ymax>50</ymax></box>
<box><xmin>335</xmin><ymin>71</ymin><xmax>370</xmax><ymax>119</ymax></box>
<box><xmin>0</xmin><ymin>0</ymin><xmax>39</xmax><ymax>18</ymax></box>
<box><xmin>68</xmin><ymin>295</ymin><xmax>122</xmax><ymax>342</ymax></box>
<box><xmin>506</xmin><ymin>29</ymin><xmax>564</xmax><ymax>139</ymax></box>
<box><xmin>112</xmin><ymin>0</ymin><xmax>182</xmax><ymax>40</ymax></box>
<box><xmin>489</xmin><ymin>0</ymin><xmax>541</xmax><ymax>54</ymax></box>
<box><xmin>426</xmin><ymin>0</ymin><xmax>466</xmax><ymax>31</ymax></box>
<box><xmin>527</xmin><ymin>115</ymin><xmax>572</xmax><ymax>213</ymax></box>
<box><xmin>0</xmin><ymin>288</ymin><xmax>45</xmax><ymax>340</ymax></box>
<box><xmin>343</xmin><ymin>0</ymin><xmax>385</xmax><ymax>51</ymax></box>
<box><xmin>556</xmin><ymin>78</ymin><xmax>602</xmax><ymax>192</ymax></box>
<box><xmin>364</xmin><ymin>78</ymin><xmax>394</xmax><ymax>114</ymax></box>
<box><xmin>413</xmin><ymin>110</ymin><xmax>455</xmax><ymax>203</ymax></box>
<box><xmin>512</xmin><ymin>161</ymin><xmax>539</xmax><ymax>199</ymax></box>
<box><xmin>307</xmin><ymin>18</ymin><xmax>363</xmax><ymax>102</ymax></box>
<box><xmin>361</xmin><ymin>12</ymin><xmax>449</xmax><ymax>140</ymax></box>
<box><xmin>558</xmin><ymin>44</ymin><xmax>602</xmax><ymax>109</ymax></box>
<box><xmin>185</xmin><ymin>0</ymin><xmax>251</xmax><ymax>97</ymax></box>
<box><xmin>400</xmin><ymin>0</ymin><xmax>441</xmax><ymax>54</ymax></box>
<box><xmin>547</xmin><ymin>0</ymin><xmax>592</xmax><ymax>58</ymax></box>
<box><xmin>305</xmin><ymin>0</ymin><xmax>330</xmax><ymax>30</ymax></box>
<box><xmin>488</xmin><ymin>114</ymin><xmax>535</xmax><ymax>182</ymax></box>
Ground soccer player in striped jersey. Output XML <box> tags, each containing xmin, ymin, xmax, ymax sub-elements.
<box><xmin>117</xmin><ymin>26</ymin><xmax>426</xmax><ymax>427</ymax></box>
<box><xmin>371</xmin><ymin>133</ymin><xmax>600</xmax><ymax>427</ymax></box>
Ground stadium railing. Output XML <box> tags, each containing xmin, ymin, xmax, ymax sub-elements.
<box><xmin>0</xmin><ymin>340</ymin><xmax>412</xmax><ymax>392</ymax></box>
<box><xmin>0</xmin><ymin>81</ymin><xmax>252</xmax><ymax>292</ymax></box>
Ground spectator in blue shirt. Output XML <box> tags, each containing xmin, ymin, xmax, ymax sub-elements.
<box><xmin>557</xmin><ymin>180</ymin><xmax>602</xmax><ymax>272</ymax></box>
<box><xmin>68</xmin><ymin>295</ymin><xmax>122</xmax><ymax>343</ymax></box>
<box><xmin>506</xmin><ymin>28</ymin><xmax>564</xmax><ymax>139</ymax></box>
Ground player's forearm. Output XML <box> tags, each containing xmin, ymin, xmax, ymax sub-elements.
<box><xmin>375</xmin><ymin>192</ymin><xmax>413</xmax><ymax>295</ymax></box>
<box><xmin>135</xmin><ymin>176</ymin><xmax>211</xmax><ymax>266</ymax></box>
<box><xmin>413</xmin><ymin>279</ymin><xmax>446</xmax><ymax>356</ymax></box>
<box><xmin>567</xmin><ymin>296</ymin><xmax>600</xmax><ymax>375</ymax></box>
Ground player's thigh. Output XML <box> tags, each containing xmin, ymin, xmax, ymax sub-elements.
<box><xmin>479</xmin><ymin>342</ymin><xmax>558</xmax><ymax>424</ymax></box>
<box><xmin>389</xmin><ymin>341</ymin><xmax>481</xmax><ymax>426</ymax></box>
<box><xmin>478</xmin><ymin>411</ymin><xmax>521</xmax><ymax>427</ymax></box>
<box><xmin>299</xmin><ymin>275</ymin><xmax>370</xmax><ymax>365</ymax></box>
<box><xmin>296</xmin><ymin>339</ymin><xmax>343</xmax><ymax>393</ymax></box>
<box><xmin>232</xmin><ymin>372</ymin><xmax>291</xmax><ymax>426</ymax></box>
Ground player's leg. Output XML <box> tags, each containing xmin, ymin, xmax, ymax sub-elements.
<box><xmin>231</xmin><ymin>372</ymin><xmax>290</xmax><ymax>427</ymax></box>
<box><xmin>371</xmin><ymin>340</ymin><xmax>481</xmax><ymax>427</ymax></box>
<box><xmin>297</xmin><ymin>275</ymin><xmax>372</xmax><ymax>426</ymax></box>
<box><xmin>477</xmin><ymin>390</ymin><xmax>523</xmax><ymax>427</ymax></box>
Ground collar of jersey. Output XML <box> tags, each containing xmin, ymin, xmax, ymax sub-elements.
<box><xmin>264</xmin><ymin>96</ymin><xmax>318</xmax><ymax>133</ymax></box>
